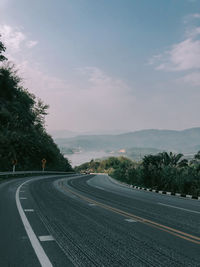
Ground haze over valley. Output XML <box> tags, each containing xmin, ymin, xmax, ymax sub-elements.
<box><xmin>52</xmin><ymin>127</ymin><xmax>200</xmax><ymax>166</ymax></box>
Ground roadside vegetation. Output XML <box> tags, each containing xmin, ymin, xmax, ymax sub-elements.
<box><xmin>75</xmin><ymin>151</ymin><xmax>200</xmax><ymax>197</ymax></box>
<box><xmin>0</xmin><ymin>37</ymin><xmax>72</xmax><ymax>172</ymax></box>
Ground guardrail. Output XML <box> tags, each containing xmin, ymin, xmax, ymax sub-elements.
<box><xmin>0</xmin><ymin>171</ymin><xmax>75</xmax><ymax>180</ymax></box>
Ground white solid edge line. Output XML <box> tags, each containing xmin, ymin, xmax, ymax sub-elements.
<box><xmin>16</xmin><ymin>179</ymin><xmax>53</xmax><ymax>267</ymax></box>
<box><xmin>158</xmin><ymin>202</ymin><xmax>200</xmax><ymax>214</ymax></box>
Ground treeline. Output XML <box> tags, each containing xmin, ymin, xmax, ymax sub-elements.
<box><xmin>75</xmin><ymin>152</ymin><xmax>200</xmax><ymax>197</ymax></box>
<box><xmin>0</xmin><ymin>37</ymin><xmax>72</xmax><ymax>172</ymax></box>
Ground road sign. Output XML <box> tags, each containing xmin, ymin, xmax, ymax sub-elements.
<box><xmin>42</xmin><ymin>159</ymin><xmax>47</xmax><ymax>171</ymax></box>
<box><xmin>12</xmin><ymin>159</ymin><xmax>17</xmax><ymax>165</ymax></box>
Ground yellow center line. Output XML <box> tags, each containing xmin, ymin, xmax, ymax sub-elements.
<box><xmin>60</xmin><ymin>181</ymin><xmax>200</xmax><ymax>245</ymax></box>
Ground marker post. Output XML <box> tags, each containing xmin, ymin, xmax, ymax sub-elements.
<box><xmin>12</xmin><ymin>159</ymin><xmax>17</xmax><ymax>173</ymax></box>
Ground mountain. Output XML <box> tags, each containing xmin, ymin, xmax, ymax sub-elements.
<box><xmin>49</xmin><ymin>130</ymin><xmax>79</xmax><ymax>139</ymax></box>
<box><xmin>49</xmin><ymin>129</ymin><xmax>129</xmax><ymax>139</ymax></box>
<box><xmin>55</xmin><ymin>127</ymin><xmax>200</xmax><ymax>154</ymax></box>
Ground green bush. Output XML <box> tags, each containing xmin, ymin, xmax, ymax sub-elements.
<box><xmin>76</xmin><ymin>152</ymin><xmax>200</xmax><ymax>196</ymax></box>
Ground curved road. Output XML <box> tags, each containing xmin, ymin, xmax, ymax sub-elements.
<box><xmin>0</xmin><ymin>174</ymin><xmax>200</xmax><ymax>266</ymax></box>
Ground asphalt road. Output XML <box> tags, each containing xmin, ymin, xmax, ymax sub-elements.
<box><xmin>0</xmin><ymin>174</ymin><xmax>199</xmax><ymax>266</ymax></box>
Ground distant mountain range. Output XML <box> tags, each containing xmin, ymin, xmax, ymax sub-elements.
<box><xmin>55</xmin><ymin>127</ymin><xmax>200</xmax><ymax>154</ymax></box>
<box><xmin>49</xmin><ymin>129</ymin><xmax>130</xmax><ymax>139</ymax></box>
<box><xmin>49</xmin><ymin>130</ymin><xmax>78</xmax><ymax>139</ymax></box>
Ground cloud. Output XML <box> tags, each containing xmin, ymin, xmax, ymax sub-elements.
<box><xmin>180</xmin><ymin>71</ymin><xmax>200</xmax><ymax>86</ymax></box>
<box><xmin>184</xmin><ymin>13</ymin><xmax>200</xmax><ymax>25</ymax></box>
<box><xmin>186</xmin><ymin>26</ymin><xmax>200</xmax><ymax>38</ymax></box>
<box><xmin>157</xmin><ymin>38</ymin><xmax>200</xmax><ymax>71</ymax></box>
<box><xmin>0</xmin><ymin>25</ymin><xmax>26</xmax><ymax>51</ymax></box>
<box><xmin>60</xmin><ymin>67</ymin><xmax>136</xmax><ymax>131</ymax></box>
<box><xmin>192</xmin><ymin>13</ymin><xmax>200</xmax><ymax>19</ymax></box>
<box><xmin>150</xmin><ymin>14</ymin><xmax>200</xmax><ymax>72</ymax></box>
<box><xmin>18</xmin><ymin>60</ymin><xmax>69</xmax><ymax>92</ymax></box>
<box><xmin>77</xmin><ymin>67</ymin><xmax>131</xmax><ymax>96</ymax></box>
<box><xmin>26</xmin><ymin>40</ymin><xmax>38</xmax><ymax>48</ymax></box>
<box><xmin>0</xmin><ymin>24</ymin><xmax>38</xmax><ymax>53</ymax></box>
<box><xmin>149</xmin><ymin>15</ymin><xmax>200</xmax><ymax>89</ymax></box>
<box><xmin>0</xmin><ymin>0</ymin><xmax>10</xmax><ymax>8</ymax></box>
<box><xmin>0</xmin><ymin>23</ymin><xmax>136</xmax><ymax>130</ymax></box>
<box><xmin>14</xmin><ymin>57</ymin><xmax>135</xmax><ymax>130</ymax></box>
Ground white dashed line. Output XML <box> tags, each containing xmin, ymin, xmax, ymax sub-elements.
<box><xmin>94</xmin><ymin>186</ymin><xmax>104</xmax><ymax>190</ymax></box>
<box><xmin>89</xmin><ymin>203</ymin><xmax>96</xmax><ymax>206</ymax></box>
<box><xmin>158</xmin><ymin>203</ymin><xmax>200</xmax><ymax>214</ymax></box>
<box><xmin>16</xmin><ymin>180</ymin><xmax>53</xmax><ymax>267</ymax></box>
<box><xmin>20</xmin><ymin>197</ymin><xmax>27</xmax><ymax>200</ymax></box>
<box><xmin>24</xmin><ymin>209</ymin><xmax>34</xmax><ymax>212</ymax></box>
<box><xmin>39</xmin><ymin>235</ymin><xmax>55</xmax><ymax>242</ymax></box>
<box><xmin>125</xmin><ymin>219</ymin><xmax>137</xmax><ymax>223</ymax></box>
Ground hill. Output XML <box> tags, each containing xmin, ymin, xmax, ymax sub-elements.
<box><xmin>56</xmin><ymin>128</ymin><xmax>200</xmax><ymax>155</ymax></box>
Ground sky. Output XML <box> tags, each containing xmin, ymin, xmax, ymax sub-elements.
<box><xmin>0</xmin><ymin>0</ymin><xmax>200</xmax><ymax>133</ymax></box>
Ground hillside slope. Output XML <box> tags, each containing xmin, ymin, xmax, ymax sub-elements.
<box><xmin>0</xmin><ymin>39</ymin><xmax>72</xmax><ymax>172</ymax></box>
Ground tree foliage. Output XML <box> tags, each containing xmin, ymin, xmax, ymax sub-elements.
<box><xmin>0</xmin><ymin>36</ymin><xmax>7</xmax><ymax>62</ymax></box>
<box><xmin>0</xmin><ymin>38</ymin><xmax>72</xmax><ymax>172</ymax></box>
<box><xmin>76</xmin><ymin>151</ymin><xmax>200</xmax><ymax>196</ymax></box>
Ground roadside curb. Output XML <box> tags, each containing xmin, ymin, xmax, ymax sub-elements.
<box><xmin>105</xmin><ymin>174</ymin><xmax>200</xmax><ymax>201</ymax></box>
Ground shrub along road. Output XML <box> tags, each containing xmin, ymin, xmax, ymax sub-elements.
<box><xmin>0</xmin><ymin>174</ymin><xmax>199</xmax><ymax>266</ymax></box>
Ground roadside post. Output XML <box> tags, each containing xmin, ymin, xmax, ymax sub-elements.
<box><xmin>12</xmin><ymin>159</ymin><xmax>17</xmax><ymax>173</ymax></box>
<box><xmin>42</xmin><ymin>158</ymin><xmax>47</xmax><ymax>172</ymax></box>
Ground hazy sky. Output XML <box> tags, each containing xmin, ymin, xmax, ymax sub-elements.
<box><xmin>0</xmin><ymin>0</ymin><xmax>200</xmax><ymax>132</ymax></box>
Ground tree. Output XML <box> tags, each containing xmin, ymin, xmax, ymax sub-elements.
<box><xmin>0</xmin><ymin>38</ymin><xmax>72</xmax><ymax>172</ymax></box>
<box><xmin>194</xmin><ymin>151</ymin><xmax>200</xmax><ymax>160</ymax></box>
<box><xmin>0</xmin><ymin>35</ymin><xmax>7</xmax><ymax>62</ymax></box>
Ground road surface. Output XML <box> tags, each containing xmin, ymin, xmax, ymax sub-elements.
<box><xmin>0</xmin><ymin>174</ymin><xmax>199</xmax><ymax>266</ymax></box>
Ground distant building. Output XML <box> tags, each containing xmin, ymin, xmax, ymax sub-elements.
<box><xmin>118</xmin><ymin>149</ymin><xmax>126</xmax><ymax>153</ymax></box>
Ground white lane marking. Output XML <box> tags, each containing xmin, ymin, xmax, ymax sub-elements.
<box><xmin>24</xmin><ymin>209</ymin><xmax>34</xmax><ymax>212</ymax></box>
<box><xmin>16</xmin><ymin>180</ymin><xmax>53</xmax><ymax>267</ymax></box>
<box><xmin>89</xmin><ymin>203</ymin><xmax>96</xmax><ymax>206</ymax></box>
<box><xmin>20</xmin><ymin>197</ymin><xmax>27</xmax><ymax>199</ymax></box>
<box><xmin>39</xmin><ymin>235</ymin><xmax>55</xmax><ymax>242</ymax></box>
<box><xmin>158</xmin><ymin>203</ymin><xmax>200</xmax><ymax>214</ymax></box>
<box><xmin>94</xmin><ymin>185</ymin><xmax>104</xmax><ymax>190</ymax></box>
<box><xmin>125</xmin><ymin>219</ymin><xmax>137</xmax><ymax>223</ymax></box>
